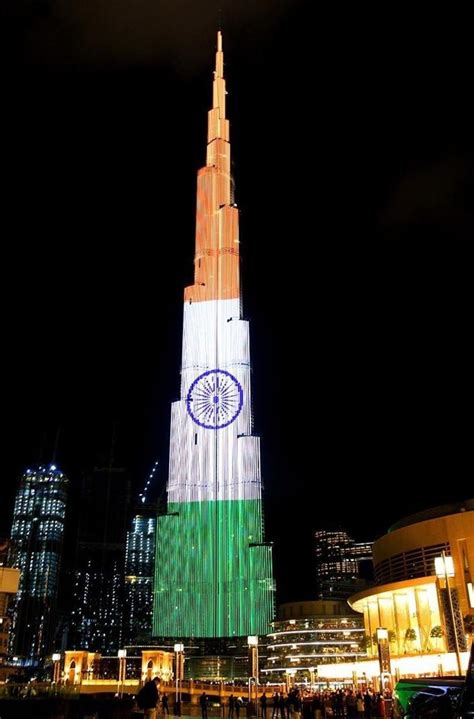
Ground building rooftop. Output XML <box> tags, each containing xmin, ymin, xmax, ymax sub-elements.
<box><xmin>389</xmin><ymin>498</ymin><xmax>474</xmax><ymax>532</ymax></box>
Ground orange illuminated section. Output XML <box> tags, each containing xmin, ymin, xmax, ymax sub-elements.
<box><xmin>184</xmin><ymin>31</ymin><xmax>240</xmax><ymax>304</ymax></box>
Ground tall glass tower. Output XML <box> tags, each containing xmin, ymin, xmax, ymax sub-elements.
<box><xmin>125</xmin><ymin>511</ymin><xmax>156</xmax><ymax>643</ymax></box>
<box><xmin>9</xmin><ymin>464</ymin><xmax>68</xmax><ymax>664</ymax></box>
<box><xmin>153</xmin><ymin>32</ymin><xmax>275</xmax><ymax>638</ymax></box>
<box><xmin>70</xmin><ymin>466</ymin><xmax>130</xmax><ymax>653</ymax></box>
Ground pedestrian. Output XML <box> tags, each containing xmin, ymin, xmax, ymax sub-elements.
<box><xmin>260</xmin><ymin>692</ymin><xmax>268</xmax><ymax>719</ymax></box>
<box><xmin>229</xmin><ymin>694</ymin><xmax>236</xmax><ymax>718</ymax></box>
<box><xmin>272</xmin><ymin>693</ymin><xmax>280</xmax><ymax>719</ymax></box>
<box><xmin>200</xmin><ymin>692</ymin><xmax>209</xmax><ymax>719</ymax></box>
<box><xmin>137</xmin><ymin>677</ymin><xmax>160</xmax><ymax>719</ymax></box>
<box><xmin>162</xmin><ymin>693</ymin><xmax>169</xmax><ymax>715</ymax></box>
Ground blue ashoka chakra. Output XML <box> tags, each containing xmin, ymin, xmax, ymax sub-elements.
<box><xmin>186</xmin><ymin>369</ymin><xmax>244</xmax><ymax>430</ymax></box>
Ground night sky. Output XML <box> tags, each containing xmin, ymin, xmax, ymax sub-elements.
<box><xmin>2</xmin><ymin>1</ymin><xmax>473</xmax><ymax>603</ymax></box>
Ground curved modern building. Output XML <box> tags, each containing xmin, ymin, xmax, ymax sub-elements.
<box><xmin>263</xmin><ymin>600</ymin><xmax>365</xmax><ymax>683</ymax></box>
<box><xmin>348</xmin><ymin>500</ymin><xmax>473</xmax><ymax>669</ymax></box>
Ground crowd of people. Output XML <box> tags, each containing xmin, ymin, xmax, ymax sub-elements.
<box><xmin>263</xmin><ymin>687</ymin><xmax>392</xmax><ymax>718</ymax></box>
<box><xmin>136</xmin><ymin>680</ymin><xmax>393</xmax><ymax>719</ymax></box>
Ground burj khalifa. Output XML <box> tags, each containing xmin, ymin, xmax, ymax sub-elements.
<box><xmin>153</xmin><ymin>32</ymin><xmax>275</xmax><ymax>638</ymax></box>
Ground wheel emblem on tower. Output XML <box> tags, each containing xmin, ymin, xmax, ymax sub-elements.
<box><xmin>186</xmin><ymin>369</ymin><xmax>244</xmax><ymax>429</ymax></box>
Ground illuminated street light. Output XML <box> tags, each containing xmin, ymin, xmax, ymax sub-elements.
<box><xmin>118</xmin><ymin>649</ymin><xmax>127</xmax><ymax>698</ymax></box>
<box><xmin>435</xmin><ymin>552</ymin><xmax>463</xmax><ymax>676</ymax></box>
<box><xmin>52</xmin><ymin>653</ymin><xmax>61</xmax><ymax>684</ymax></box>
<box><xmin>376</xmin><ymin>628</ymin><xmax>392</xmax><ymax>697</ymax></box>
<box><xmin>174</xmin><ymin>643</ymin><xmax>184</xmax><ymax>716</ymax></box>
<box><xmin>248</xmin><ymin>636</ymin><xmax>259</xmax><ymax>715</ymax></box>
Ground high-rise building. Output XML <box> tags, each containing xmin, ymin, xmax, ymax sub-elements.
<box><xmin>70</xmin><ymin>466</ymin><xmax>131</xmax><ymax>653</ymax></box>
<box><xmin>8</xmin><ymin>464</ymin><xmax>68</xmax><ymax>664</ymax></box>
<box><xmin>124</xmin><ymin>509</ymin><xmax>156</xmax><ymax>644</ymax></box>
<box><xmin>124</xmin><ymin>461</ymin><xmax>159</xmax><ymax>645</ymax></box>
<box><xmin>153</xmin><ymin>32</ymin><xmax>275</xmax><ymax>639</ymax></box>
<box><xmin>314</xmin><ymin>530</ymin><xmax>373</xmax><ymax>600</ymax></box>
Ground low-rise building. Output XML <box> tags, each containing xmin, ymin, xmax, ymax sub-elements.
<box><xmin>263</xmin><ymin>599</ymin><xmax>365</xmax><ymax>685</ymax></box>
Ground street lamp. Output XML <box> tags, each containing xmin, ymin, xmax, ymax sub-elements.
<box><xmin>376</xmin><ymin>628</ymin><xmax>392</xmax><ymax>697</ymax></box>
<box><xmin>118</xmin><ymin>649</ymin><xmax>127</xmax><ymax>698</ymax></box>
<box><xmin>174</xmin><ymin>643</ymin><xmax>184</xmax><ymax>716</ymax></box>
<box><xmin>435</xmin><ymin>552</ymin><xmax>463</xmax><ymax>676</ymax></box>
<box><xmin>52</xmin><ymin>653</ymin><xmax>61</xmax><ymax>684</ymax></box>
<box><xmin>248</xmin><ymin>636</ymin><xmax>259</xmax><ymax>715</ymax></box>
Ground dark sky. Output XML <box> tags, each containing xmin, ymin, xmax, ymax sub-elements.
<box><xmin>2</xmin><ymin>1</ymin><xmax>473</xmax><ymax>603</ymax></box>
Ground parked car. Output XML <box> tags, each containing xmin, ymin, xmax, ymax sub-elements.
<box><xmin>394</xmin><ymin>643</ymin><xmax>473</xmax><ymax>718</ymax></box>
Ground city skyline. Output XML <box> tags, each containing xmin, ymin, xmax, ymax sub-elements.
<box><xmin>2</xmin><ymin>1</ymin><xmax>472</xmax><ymax>605</ymax></box>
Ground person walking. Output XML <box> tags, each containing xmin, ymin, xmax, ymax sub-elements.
<box><xmin>272</xmin><ymin>693</ymin><xmax>280</xmax><ymax>719</ymax></box>
<box><xmin>162</xmin><ymin>693</ymin><xmax>169</xmax><ymax>715</ymax></box>
<box><xmin>137</xmin><ymin>677</ymin><xmax>160</xmax><ymax>719</ymax></box>
<box><xmin>228</xmin><ymin>694</ymin><xmax>236</xmax><ymax>719</ymax></box>
<box><xmin>260</xmin><ymin>692</ymin><xmax>268</xmax><ymax>719</ymax></box>
<box><xmin>200</xmin><ymin>692</ymin><xmax>209</xmax><ymax>719</ymax></box>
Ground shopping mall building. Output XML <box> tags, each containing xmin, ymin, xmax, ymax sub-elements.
<box><xmin>317</xmin><ymin>500</ymin><xmax>474</xmax><ymax>683</ymax></box>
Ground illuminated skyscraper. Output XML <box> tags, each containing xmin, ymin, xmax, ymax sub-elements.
<box><xmin>314</xmin><ymin>529</ymin><xmax>373</xmax><ymax>599</ymax></box>
<box><xmin>8</xmin><ymin>464</ymin><xmax>68</xmax><ymax>664</ymax></box>
<box><xmin>70</xmin><ymin>466</ymin><xmax>130</xmax><ymax>653</ymax></box>
<box><xmin>124</xmin><ymin>463</ymin><xmax>159</xmax><ymax>643</ymax></box>
<box><xmin>153</xmin><ymin>32</ymin><xmax>275</xmax><ymax>638</ymax></box>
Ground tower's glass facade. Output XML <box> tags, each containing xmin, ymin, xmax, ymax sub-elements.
<box><xmin>70</xmin><ymin>466</ymin><xmax>130</xmax><ymax>653</ymax></box>
<box><xmin>125</xmin><ymin>512</ymin><xmax>156</xmax><ymax>643</ymax></box>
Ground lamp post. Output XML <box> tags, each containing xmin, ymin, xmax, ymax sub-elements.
<box><xmin>435</xmin><ymin>552</ymin><xmax>463</xmax><ymax>676</ymax></box>
<box><xmin>174</xmin><ymin>643</ymin><xmax>184</xmax><ymax>716</ymax></box>
<box><xmin>376</xmin><ymin>628</ymin><xmax>392</xmax><ymax>697</ymax></box>
<box><xmin>118</xmin><ymin>649</ymin><xmax>127</xmax><ymax>698</ymax></box>
<box><xmin>248</xmin><ymin>636</ymin><xmax>259</xmax><ymax>716</ymax></box>
<box><xmin>52</xmin><ymin>653</ymin><xmax>61</xmax><ymax>684</ymax></box>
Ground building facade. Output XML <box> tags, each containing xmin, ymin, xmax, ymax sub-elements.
<box><xmin>8</xmin><ymin>464</ymin><xmax>68</xmax><ymax>664</ymax></box>
<box><xmin>315</xmin><ymin>530</ymin><xmax>373</xmax><ymax>599</ymax></box>
<box><xmin>348</xmin><ymin>500</ymin><xmax>473</xmax><ymax>673</ymax></box>
<box><xmin>70</xmin><ymin>466</ymin><xmax>131</xmax><ymax>653</ymax></box>
<box><xmin>263</xmin><ymin>600</ymin><xmax>365</xmax><ymax>684</ymax></box>
<box><xmin>124</xmin><ymin>509</ymin><xmax>156</xmax><ymax>644</ymax></box>
<box><xmin>0</xmin><ymin>540</ymin><xmax>20</xmax><ymax>664</ymax></box>
<box><xmin>153</xmin><ymin>32</ymin><xmax>274</xmax><ymax>639</ymax></box>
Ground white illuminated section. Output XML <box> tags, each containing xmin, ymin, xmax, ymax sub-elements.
<box><xmin>168</xmin><ymin>298</ymin><xmax>261</xmax><ymax>504</ymax></box>
<box><xmin>435</xmin><ymin>555</ymin><xmax>455</xmax><ymax>577</ymax></box>
<box><xmin>468</xmin><ymin>582</ymin><xmax>474</xmax><ymax>608</ymax></box>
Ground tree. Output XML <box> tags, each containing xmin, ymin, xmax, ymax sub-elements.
<box><xmin>361</xmin><ymin>635</ymin><xmax>374</xmax><ymax>653</ymax></box>
<box><xmin>404</xmin><ymin>627</ymin><xmax>417</xmax><ymax>652</ymax></box>
<box><xmin>430</xmin><ymin>625</ymin><xmax>444</xmax><ymax>650</ymax></box>
<box><xmin>464</xmin><ymin>614</ymin><xmax>474</xmax><ymax>635</ymax></box>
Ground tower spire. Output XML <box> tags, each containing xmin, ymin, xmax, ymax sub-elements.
<box><xmin>208</xmin><ymin>31</ymin><xmax>228</xmax><ymax>147</ymax></box>
<box><xmin>215</xmin><ymin>30</ymin><xmax>223</xmax><ymax>79</ymax></box>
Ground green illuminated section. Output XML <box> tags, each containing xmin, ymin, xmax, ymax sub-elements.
<box><xmin>153</xmin><ymin>499</ymin><xmax>274</xmax><ymax>637</ymax></box>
